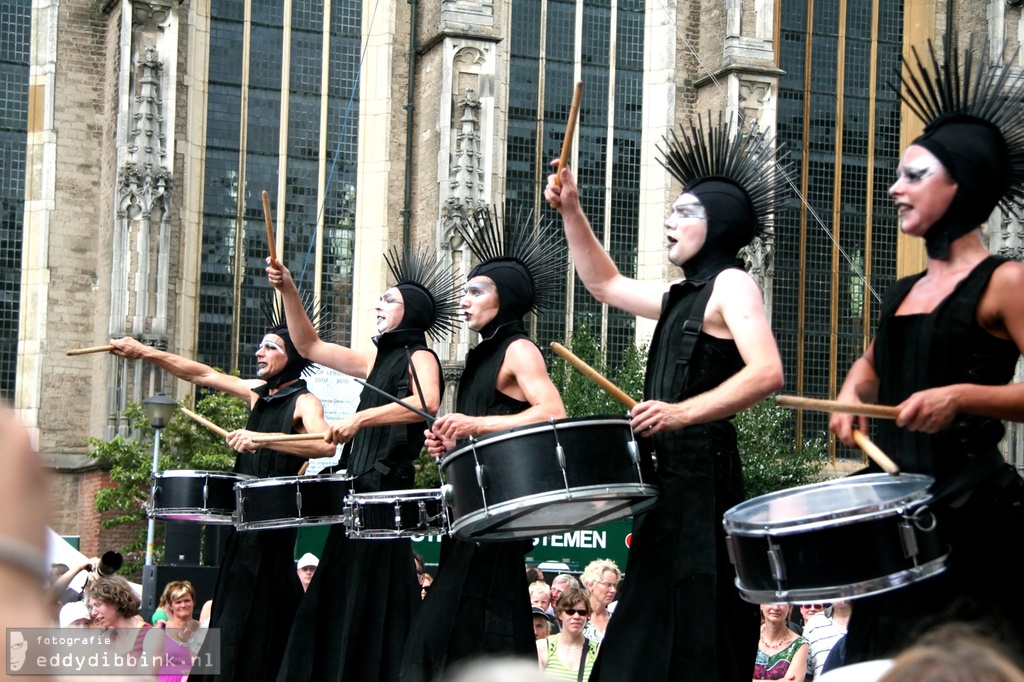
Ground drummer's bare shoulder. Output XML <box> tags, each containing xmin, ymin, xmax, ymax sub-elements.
<box><xmin>978</xmin><ymin>259</ymin><xmax>1024</xmax><ymax>343</ymax></box>
<box><xmin>492</xmin><ymin>339</ymin><xmax>567</xmax><ymax>428</ymax></box>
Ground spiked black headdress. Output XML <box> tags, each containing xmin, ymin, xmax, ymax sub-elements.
<box><xmin>895</xmin><ymin>34</ymin><xmax>1024</xmax><ymax>259</ymax></box>
<box><xmin>458</xmin><ymin>205</ymin><xmax>567</xmax><ymax>334</ymax></box>
<box><xmin>383</xmin><ymin>245</ymin><xmax>461</xmax><ymax>340</ymax></box>
<box><xmin>260</xmin><ymin>292</ymin><xmax>332</xmax><ymax>388</ymax></box>
<box><xmin>657</xmin><ymin>112</ymin><xmax>791</xmax><ymax>279</ymax></box>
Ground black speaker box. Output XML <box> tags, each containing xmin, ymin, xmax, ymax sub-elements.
<box><xmin>164</xmin><ymin>522</ymin><xmax>202</xmax><ymax>565</ymax></box>
<box><xmin>141</xmin><ymin>564</ymin><xmax>219</xmax><ymax>621</ymax></box>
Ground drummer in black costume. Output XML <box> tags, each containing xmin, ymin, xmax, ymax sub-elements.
<box><xmin>830</xmin><ymin>36</ymin><xmax>1024</xmax><ymax>663</ymax></box>
<box><xmin>400</xmin><ymin>206</ymin><xmax>567</xmax><ymax>681</ymax></box>
<box><xmin>109</xmin><ymin>302</ymin><xmax>335</xmax><ymax>682</ymax></box>
<box><xmin>544</xmin><ymin>115</ymin><xmax>789</xmax><ymax>681</ymax></box>
<box><xmin>266</xmin><ymin>247</ymin><xmax>460</xmax><ymax>682</ymax></box>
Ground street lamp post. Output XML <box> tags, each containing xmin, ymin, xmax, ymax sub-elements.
<box><xmin>142</xmin><ymin>392</ymin><xmax>178</xmax><ymax>567</ymax></box>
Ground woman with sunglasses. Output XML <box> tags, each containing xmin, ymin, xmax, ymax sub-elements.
<box><xmin>537</xmin><ymin>587</ymin><xmax>598</xmax><ymax>681</ymax></box>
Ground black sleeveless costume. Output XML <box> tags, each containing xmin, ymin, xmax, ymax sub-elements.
<box><xmin>590</xmin><ymin>266</ymin><xmax>757</xmax><ymax>682</ymax></box>
<box><xmin>400</xmin><ymin>321</ymin><xmax>538</xmax><ymax>681</ymax></box>
<box><xmin>192</xmin><ymin>381</ymin><xmax>309</xmax><ymax>682</ymax></box>
<box><xmin>277</xmin><ymin>330</ymin><xmax>438</xmax><ymax>682</ymax></box>
<box><xmin>845</xmin><ymin>256</ymin><xmax>1024</xmax><ymax>663</ymax></box>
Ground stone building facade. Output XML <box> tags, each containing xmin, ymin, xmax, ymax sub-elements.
<box><xmin>2</xmin><ymin>0</ymin><xmax>1023</xmax><ymax>554</ymax></box>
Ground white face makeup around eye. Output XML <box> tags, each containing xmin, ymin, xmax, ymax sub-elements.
<box><xmin>894</xmin><ymin>158</ymin><xmax>941</xmax><ymax>184</ymax></box>
<box><xmin>668</xmin><ymin>193</ymin><xmax>707</xmax><ymax>222</ymax></box>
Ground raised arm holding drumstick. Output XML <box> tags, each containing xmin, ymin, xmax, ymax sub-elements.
<box><xmin>544</xmin><ymin>112</ymin><xmax>791</xmax><ymax>682</ymax></box>
<box><xmin>266</xmin><ymin>245</ymin><xmax>461</xmax><ymax>682</ymax></box>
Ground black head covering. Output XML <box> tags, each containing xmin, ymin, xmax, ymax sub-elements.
<box><xmin>658</xmin><ymin>112</ymin><xmax>792</xmax><ymax>280</ymax></box>
<box><xmin>895</xmin><ymin>35</ymin><xmax>1024</xmax><ymax>259</ymax></box>
<box><xmin>459</xmin><ymin>206</ymin><xmax>567</xmax><ymax>338</ymax></box>
<box><xmin>384</xmin><ymin>245</ymin><xmax>460</xmax><ymax>340</ymax></box>
<box><xmin>259</xmin><ymin>293</ymin><xmax>330</xmax><ymax>389</ymax></box>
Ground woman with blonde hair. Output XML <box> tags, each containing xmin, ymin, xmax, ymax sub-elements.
<box><xmin>155</xmin><ymin>580</ymin><xmax>198</xmax><ymax>682</ymax></box>
<box><xmin>579</xmin><ymin>560</ymin><xmax>619</xmax><ymax>643</ymax></box>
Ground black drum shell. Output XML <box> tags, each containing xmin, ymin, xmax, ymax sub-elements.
<box><xmin>149</xmin><ymin>470</ymin><xmax>249</xmax><ymax>524</ymax></box>
<box><xmin>723</xmin><ymin>473</ymin><xmax>949</xmax><ymax>602</ymax></box>
<box><xmin>440</xmin><ymin>415</ymin><xmax>659</xmax><ymax>540</ymax></box>
<box><xmin>235</xmin><ymin>475</ymin><xmax>352</xmax><ymax>530</ymax></box>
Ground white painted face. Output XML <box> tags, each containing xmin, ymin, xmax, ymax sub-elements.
<box><xmin>889</xmin><ymin>145</ymin><xmax>958</xmax><ymax>237</ymax></box>
<box><xmin>254</xmin><ymin>333</ymin><xmax>288</xmax><ymax>379</ymax></box>
<box><xmin>664</xmin><ymin>192</ymin><xmax>709</xmax><ymax>267</ymax></box>
<box><xmin>460</xmin><ymin>277</ymin><xmax>499</xmax><ymax>333</ymax></box>
<box><xmin>375</xmin><ymin>287</ymin><xmax>405</xmax><ymax>334</ymax></box>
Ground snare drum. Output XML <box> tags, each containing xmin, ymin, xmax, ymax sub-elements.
<box><xmin>723</xmin><ymin>473</ymin><xmax>948</xmax><ymax>603</ymax></box>
<box><xmin>344</xmin><ymin>489</ymin><xmax>449</xmax><ymax>539</ymax></box>
<box><xmin>149</xmin><ymin>470</ymin><xmax>252</xmax><ymax>524</ymax></box>
<box><xmin>440</xmin><ymin>415</ymin><xmax>659</xmax><ymax>541</ymax></box>
<box><xmin>235</xmin><ymin>474</ymin><xmax>353</xmax><ymax>531</ymax></box>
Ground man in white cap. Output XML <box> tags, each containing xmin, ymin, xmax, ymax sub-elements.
<box><xmin>296</xmin><ymin>553</ymin><xmax>319</xmax><ymax>592</ymax></box>
<box><xmin>59</xmin><ymin>601</ymin><xmax>92</xmax><ymax>628</ymax></box>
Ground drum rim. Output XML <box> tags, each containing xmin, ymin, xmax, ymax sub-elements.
<box><xmin>441</xmin><ymin>415</ymin><xmax>634</xmax><ymax>466</ymax></box>
<box><xmin>235</xmin><ymin>513</ymin><xmax>350</xmax><ymax>530</ymax></box>
<box><xmin>723</xmin><ymin>473</ymin><xmax>936</xmax><ymax>531</ymax></box>
<box><xmin>347</xmin><ymin>526</ymin><xmax>448</xmax><ymax>539</ymax></box>
<box><xmin>152</xmin><ymin>469</ymin><xmax>254</xmax><ymax>480</ymax></box>
<box><xmin>734</xmin><ymin>554</ymin><xmax>949</xmax><ymax>604</ymax></box>
<box><xmin>234</xmin><ymin>473</ymin><xmax>354</xmax><ymax>489</ymax></box>
<box><xmin>347</xmin><ymin>488</ymin><xmax>443</xmax><ymax>503</ymax></box>
<box><xmin>451</xmin><ymin>483</ymin><xmax>660</xmax><ymax>540</ymax></box>
<box><xmin>147</xmin><ymin>507</ymin><xmax>236</xmax><ymax>523</ymax></box>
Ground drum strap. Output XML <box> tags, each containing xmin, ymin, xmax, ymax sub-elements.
<box><xmin>675</xmin><ymin>280</ymin><xmax>717</xmax><ymax>390</ymax></box>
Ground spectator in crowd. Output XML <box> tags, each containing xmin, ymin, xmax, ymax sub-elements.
<box><xmin>753</xmin><ymin>603</ymin><xmax>808</xmax><ymax>680</ymax></box>
<box><xmin>296</xmin><ymin>553</ymin><xmax>319</xmax><ymax>592</ymax></box>
<box><xmin>580</xmin><ymin>560</ymin><xmax>620</xmax><ymax>643</ymax></box>
<box><xmin>532</xmin><ymin>607</ymin><xmax>552</xmax><ymax>641</ymax></box>
<box><xmin>529</xmin><ymin>581</ymin><xmax>552</xmax><ymax>613</ymax></box>
<box><xmin>526</xmin><ymin>566</ymin><xmax>544</xmax><ymax>584</ymax></box>
<box><xmin>59</xmin><ymin>600</ymin><xmax>93</xmax><ymax>628</ymax></box>
<box><xmin>549</xmin><ymin>575</ymin><xmax>579</xmax><ymax>616</ymax></box>
<box><xmin>536</xmin><ymin>587</ymin><xmax>598</xmax><ymax>681</ymax></box>
<box><xmin>155</xmin><ymin>580</ymin><xmax>198</xmax><ymax>682</ymax></box>
<box><xmin>878</xmin><ymin>624</ymin><xmax>1024</xmax><ymax>682</ymax></box>
<box><xmin>1</xmin><ymin>405</ymin><xmax>60</xmax><ymax>678</ymax></box>
<box><xmin>805</xmin><ymin>601</ymin><xmax>852</xmax><ymax>678</ymax></box>
<box><xmin>86</xmin><ymin>575</ymin><xmax>165</xmax><ymax>675</ymax></box>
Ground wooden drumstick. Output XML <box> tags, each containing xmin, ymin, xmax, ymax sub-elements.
<box><xmin>250</xmin><ymin>431</ymin><xmax>329</xmax><ymax>444</ymax></box>
<box><xmin>67</xmin><ymin>344</ymin><xmax>116</xmax><ymax>356</ymax></box>
<box><xmin>550</xmin><ymin>341</ymin><xmax>637</xmax><ymax>409</ymax></box>
<box><xmin>297</xmin><ymin>462</ymin><xmax>309</xmax><ymax>476</ymax></box>
<box><xmin>851</xmin><ymin>428</ymin><xmax>900</xmax><ymax>475</ymax></box>
<box><xmin>262</xmin><ymin>190</ymin><xmax>278</xmax><ymax>264</ymax></box>
<box><xmin>549</xmin><ymin>82</ymin><xmax>584</xmax><ymax>206</ymax></box>
<box><xmin>179</xmin><ymin>407</ymin><xmax>229</xmax><ymax>439</ymax></box>
<box><xmin>775</xmin><ymin>395</ymin><xmax>900</xmax><ymax>420</ymax></box>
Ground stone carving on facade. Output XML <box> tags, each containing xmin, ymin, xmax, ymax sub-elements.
<box><xmin>131</xmin><ymin>0</ymin><xmax>174</xmax><ymax>29</ymax></box>
<box><xmin>120</xmin><ymin>47</ymin><xmax>169</xmax><ymax>221</ymax></box>
<box><xmin>443</xmin><ymin>88</ymin><xmax>485</xmax><ymax>250</ymax></box>
<box><xmin>739</xmin><ymin>78</ymin><xmax>772</xmax><ymax>121</ymax></box>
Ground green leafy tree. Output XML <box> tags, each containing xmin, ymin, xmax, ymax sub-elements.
<box><xmin>736</xmin><ymin>398</ymin><xmax>829</xmax><ymax>498</ymax></box>
<box><xmin>89</xmin><ymin>389</ymin><xmax>247</xmax><ymax>574</ymax></box>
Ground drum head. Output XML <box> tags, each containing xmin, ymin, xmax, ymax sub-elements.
<box><xmin>724</xmin><ymin>473</ymin><xmax>935</xmax><ymax>534</ymax></box>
